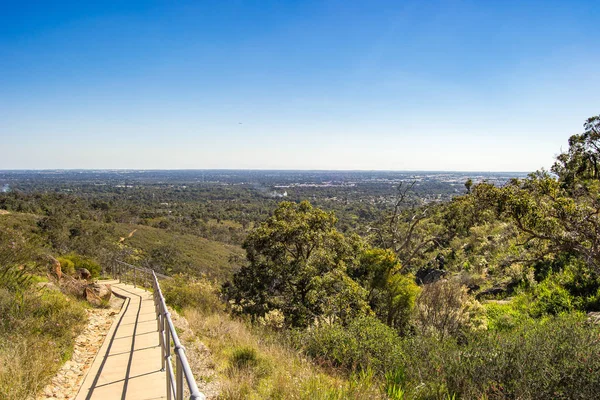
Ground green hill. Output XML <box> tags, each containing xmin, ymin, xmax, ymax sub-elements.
<box><xmin>113</xmin><ymin>223</ymin><xmax>243</xmax><ymax>281</ymax></box>
<box><xmin>0</xmin><ymin>211</ymin><xmax>243</xmax><ymax>282</ymax></box>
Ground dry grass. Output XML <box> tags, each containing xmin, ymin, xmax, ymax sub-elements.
<box><xmin>0</xmin><ymin>268</ymin><xmax>88</xmax><ymax>400</ymax></box>
<box><xmin>0</xmin><ymin>337</ymin><xmax>61</xmax><ymax>400</ymax></box>
<box><xmin>184</xmin><ymin>309</ymin><xmax>386</xmax><ymax>400</ymax></box>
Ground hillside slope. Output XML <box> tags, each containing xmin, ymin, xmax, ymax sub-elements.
<box><xmin>0</xmin><ymin>212</ymin><xmax>243</xmax><ymax>281</ymax></box>
<box><xmin>114</xmin><ymin>223</ymin><xmax>243</xmax><ymax>280</ymax></box>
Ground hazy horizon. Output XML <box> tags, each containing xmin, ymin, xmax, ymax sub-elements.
<box><xmin>0</xmin><ymin>168</ymin><xmax>532</xmax><ymax>174</ymax></box>
<box><xmin>2</xmin><ymin>1</ymin><xmax>599</xmax><ymax>171</ymax></box>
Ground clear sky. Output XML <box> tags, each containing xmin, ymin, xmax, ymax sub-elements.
<box><xmin>1</xmin><ymin>0</ymin><xmax>599</xmax><ymax>171</ymax></box>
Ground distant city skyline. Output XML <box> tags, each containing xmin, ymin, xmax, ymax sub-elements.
<box><xmin>1</xmin><ymin>1</ymin><xmax>599</xmax><ymax>171</ymax></box>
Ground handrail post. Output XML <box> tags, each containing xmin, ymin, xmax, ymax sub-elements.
<box><xmin>176</xmin><ymin>354</ymin><xmax>183</xmax><ymax>400</ymax></box>
<box><xmin>160</xmin><ymin>311</ymin><xmax>166</xmax><ymax>371</ymax></box>
<box><xmin>165</xmin><ymin>323</ymin><xmax>171</xmax><ymax>400</ymax></box>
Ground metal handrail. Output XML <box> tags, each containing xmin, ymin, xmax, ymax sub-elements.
<box><xmin>112</xmin><ymin>260</ymin><xmax>170</xmax><ymax>287</ymax></box>
<box><xmin>110</xmin><ymin>261</ymin><xmax>205</xmax><ymax>400</ymax></box>
<box><xmin>152</xmin><ymin>270</ymin><xmax>205</xmax><ymax>400</ymax></box>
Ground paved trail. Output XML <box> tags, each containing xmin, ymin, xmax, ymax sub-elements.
<box><xmin>75</xmin><ymin>281</ymin><xmax>166</xmax><ymax>400</ymax></box>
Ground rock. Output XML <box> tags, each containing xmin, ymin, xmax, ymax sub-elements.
<box><xmin>48</xmin><ymin>255</ymin><xmax>62</xmax><ymax>281</ymax></box>
<box><xmin>466</xmin><ymin>283</ymin><xmax>480</xmax><ymax>293</ymax></box>
<box><xmin>476</xmin><ymin>286</ymin><xmax>506</xmax><ymax>299</ymax></box>
<box><xmin>77</xmin><ymin>268</ymin><xmax>91</xmax><ymax>280</ymax></box>
<box><xmin>587</xmin><ymin>312</ymin><xmax>600</xmax><ymax>325</ymax></box>
<box><xmin>84</xmin><ymin>283</ymin><xmax>111</xmax><ymax>306</ymax></box>
<box><xmin>416</xmin><ymin>267</ymin><xmax>446</xmax><ymax>285</ymax></box>
<box><xmin>37</xmin><ymin>281</ymin><xmax>59</xmax><ymax>291</ymax></box>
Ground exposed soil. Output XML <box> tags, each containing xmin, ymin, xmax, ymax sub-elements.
<box><xmin>37</xmin><ymin>295</ymin><xmax>124</xmax><ymax>400</ymax></box>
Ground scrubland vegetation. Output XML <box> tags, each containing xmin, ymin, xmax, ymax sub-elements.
<box><xmin>0</xmin><ymin>229</ymin><xmax>87</xmax><ymax>399</ymax></box>
<box><xmin>165</xmin><ymin>115</ymin><xmax>600</xmax><ymax>399</ymax></box>
<box><xmin>2</xmin><ymin>114</ymin><xmax>600</xmax><ymax>399</ymax></box>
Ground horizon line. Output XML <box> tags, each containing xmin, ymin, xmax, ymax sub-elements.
<box><xmin>0</xmin><ymin>168</ymin><xmax>533</xmax><ymax>174</ymax></box>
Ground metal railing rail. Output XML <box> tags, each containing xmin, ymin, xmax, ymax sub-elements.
<box><xmin>153</xmin><ymin>270</ymin><xmax>205</xmax><ymax>400</ymax></box>
<box><xmin>112</xmin><ymin>260</ymin><xmax>170</xmax><ymax>287</ymax></box>
<box><xmin>109</xmin><ymin>261</ymin><xmax>205</xmax><ymax>400</ymax></box>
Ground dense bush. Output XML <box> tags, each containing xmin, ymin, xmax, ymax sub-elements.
<box><xmin>161</xmin><ymin>274</ymin><xmax>222</xmax><ymax>314</ymax></box>
<box><xmin>484</xmin><ymin>301</ymin><xmax>531</xmax><ymax>331</ymax></box>
<box><xmin>529</xmin><ymin>278</ymin><xmax>574</xmax><ymax>316</ymax></box>
<box><xmin>297</xmin><ymin>301</ymin><xmax>600</xmax><ymax>399</ymax></box>
<box><xmin>401</xmin><ymin>313</ymin><xmax>600</xmax><ymax>399</ymax></box>
<box><xmin>351</xmin><ymin>248</ymin><xmax>420</xmax><ymax>334</ymax></box>
<box><xmin>301</xmin><ymin>315</ymin><xmax>404</xmax><ymax>374</ymax></box>
<box><xmin>414</xmin><ymin>279</ymin><xmax>486</xmax><ymax>339</ymax></box>
<box><xmin>59</xmin><ymin>253</ymin><xmax>102</xmax><ymax>278</ymax></box>
<box><xmin>57</xmin><ymin>256</ymin><xmax>75</xmax><ymax>275</ymax></box>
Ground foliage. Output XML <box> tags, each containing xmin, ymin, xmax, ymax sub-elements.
<box><xmin>227</xmin><ymin>201</ymin><xmax>369</xmax><ymax>327</ymax></box>
<box><xmin>257</xmin><ymin>309</ymin><xmax>286</xmax><ymax>330</ymax></box>
<box><xmin>494</xmin><ymin>171</ymin><xmax>600</xmax><ymax>272</ymax></box>
<box><xmin>300</xmin><ymin>315</ymin><xmax>404</xmax><ymax>375</ymax></box>
<box><xmin>58</xmin><ymin>253</ymin><xmax>102</xmax><ymax>278</ymax></box>
<box><xmin>414</xmin><ymin>279</ymin><xmax>486</xmax><ymax>339</ymax></box>
<box><xmin>115</xmin><ymin>223</ymin><xmax>243</xmax><ymax>281</ymax></box>
<box><xmin>401</xmin><ymin>313</ymin><xmax>600</xmax><ymax>399</ymax></box>
<box><xmin>552</xmin><ymin>115</ymin><xmax>600</xmax><ymax>185</ymax></box>
<box><xmin>0</xmin><ymin>216</ymin><xmax>43</xmax><ymax>269</ymax></box>
<box><xmin>0</xmin><ymin>265</ymin><xmax>34</xmax><ymax>294</ymax></box>
<box><xmin>350</xmin><ymin>248</ymin><xmax>420</xmax><ymax>333</ymax></box>
<box><xmin>161</xmin><ymin>274</ymin><xmax>222</xmax><ymax>314</ymax></box>
<box><xmin>57</xmin><ymin>256</ymin><xmax>75</xmax><ymax>275</ymax></box>
<box><xmin>0</xmin><ymin>266</ymin><xmax>87</xmax><ymax>400</ymax></box>
<box><xmin>184</xmin><ymin>308</ymin><xmax>385</xmax><ymax>400</ymax></box>
<box><xmin>484</xmin><ymin>302</ymin><xmax>532</xmax><ymax>331</ymax></box>
<box><xmin>227</xmin><ymin>346</ymin><xmax>271</xmax><ymax>379</ymax></box>
<box><xmin>529</xmin><ymin>278</ymin><xmax>574</xmax><ymax>316</ymax></box>
<box><xmin>306</xmin><ymin>269</ymin><xmax>371</xmax><ymax>325</ymax></box>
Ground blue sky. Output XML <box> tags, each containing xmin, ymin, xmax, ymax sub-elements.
<box><xmin>1</xmin><ymin>0</ymin><xmax>599</xmax><ymax>171</ymax></box>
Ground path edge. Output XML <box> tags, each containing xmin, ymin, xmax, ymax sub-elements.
<box><xmin>73</xmin><ymin>282</ymin><xmax>129</xmax><ymax>400</ymax></box>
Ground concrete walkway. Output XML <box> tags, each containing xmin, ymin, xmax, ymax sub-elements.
<box><xmin>75</xmin><ymin>281</ymin><xmax>166</xmax><ymax>400</ymax></box>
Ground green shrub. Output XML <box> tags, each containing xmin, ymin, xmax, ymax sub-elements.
<box><xmin>530</xmin><ymin>279</ymin><xmax>574</xmax><ymax>316</ymax></box>
<box><xmin>230</xmin><ymin>346</ymin><xmax>259</xmax><ymax>369</ymax></box>
<box><xmin>162</xmin><ymin>274</ymin><xmax>222</xmax><ymax>313</ymax></box>
<box><xmin>227</xmin><ymin>345</ymin><xmax>271</xmax><ymax>379</ymax></box>
<box><xmin>57</xmin><ymin>257</ymin><xmax>75</xmax><ymax>275</ymax></box>
<box><xmin>484</xmin><ymin>302</ymin><xmax>531</xmax><ymax>331</ymax></box>
<box><xmin>59</xmin><ymin>253</ymin><xmax>102</xmax><ymax>278</ymax></box>
<box><xmin>0</xmin><ymin>265</ymin><xmax>34</xmax><ymax>293</ymax></box>
<box><xmin>516</xmin><ymin>263</ymin><xmax>600</xmax><ymax>315</ymax></box>
<box><xmin>401</xmin><ymin>313</ymin><xmax>600</xmax><ymax>399</ymax></box>
<box><xmin>301</xmin><ymin>315</ymin><xmax>404</xmax><ymax>374</ymax></box>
